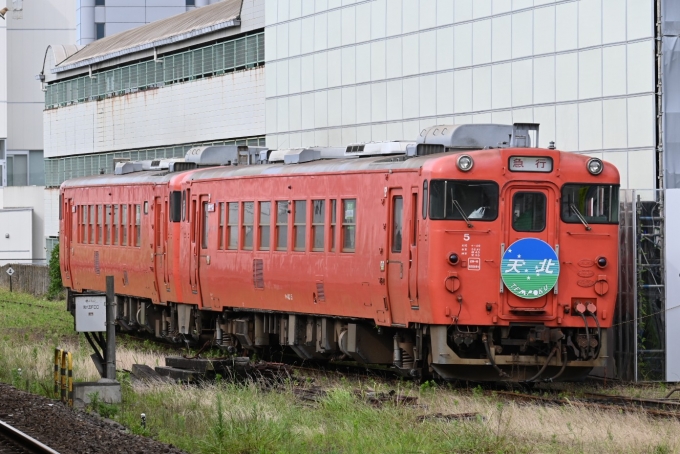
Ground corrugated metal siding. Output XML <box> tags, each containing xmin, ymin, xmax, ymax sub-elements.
<box><xmin>45</xmin><ymin>32</ymin><xmax>264</xmax><ymax>109</ymax></box>
<box><xmin>44</xmin><ymin>136</ymin><xmax>265</xmax><ymax>187</ymax></box>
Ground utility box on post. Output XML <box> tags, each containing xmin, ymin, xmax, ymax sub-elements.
<box><xmin>74</xmin><ymin>294</ymin><xmax>106</xmax><ymax>332</ymax></box>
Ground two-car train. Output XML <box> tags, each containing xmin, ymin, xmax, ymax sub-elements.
<box><xmin>60</xmin><ymin>123</ymin><xmax>620</xmax><ymax>381</ymax></box>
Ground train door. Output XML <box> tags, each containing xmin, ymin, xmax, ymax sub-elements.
<box><xmin>197</xmin><ymin>196</ymin><xmax>213</xmax><ymax>309</ymax></box>
<box><xmin>501</xmin><ymin>184</ymin><xmax>558</xmax><ymax>315</ymax></box>
<box><xmin>189</xmin><ymin>193</ymin><xmax>202</xmax><ymax>300</ymax></box>
<box><xmin>153</xmin><ymin>197</ymin><xmax>168</xmax><ymax>295</ymax></box>
<box><xmin>62</xmin><ymin>196</ymin><xmax>73</xmax><ymax>281</ymax></box>
<box><xmin>408</xmin><ymin>187</ymin><xmax>419</xmax><ymax>307</ymax></box>
<box><xmin>386</xmin><ymin>188</ymin><xmax>410</xmax><ymax>324</ymax></box>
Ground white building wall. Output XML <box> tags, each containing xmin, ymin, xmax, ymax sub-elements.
<box><xmin>0</xmin><ymin>208</ymin><xmax>33</xmax><ymax>266</ymax></box>
<box><xmin>43</xmin><ymin>188</ymin><xmax>60</xmax><ymax>239</ymax></box>
<box><xmin>264</xmin><ymin>0</ymin><xmax>657</xmax><ymax>191</ymax></box>
<box><xmin>0</xmin><ymin>186</ymin><xmax>47</xmax><ymax>263</ymax></box>
<box><xmin>44</xmin><ymin>66</ymin><xmax>266</xmax><ymax>157</ymax></box>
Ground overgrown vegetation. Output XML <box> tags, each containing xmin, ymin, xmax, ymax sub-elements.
<box><xmin>0</xmin><ymin>289</ymin><xmax>678</xmax><ymax>453</ymax></box>
<box><xmin>46</xmin><ymin>243</ymin><xmax>64</xmax><ymax>300</ymax></box>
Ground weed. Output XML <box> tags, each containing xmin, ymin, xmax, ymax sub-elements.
<box><xmin>87</xmin><ymin>392</ymin><xmax>119</xmax><ymax>419</ymax></box>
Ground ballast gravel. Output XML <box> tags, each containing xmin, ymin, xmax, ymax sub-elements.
<box><xmin>0</xmin><ymin>384</ymin><xmax>186</xmax><ymax>454</ymax></box>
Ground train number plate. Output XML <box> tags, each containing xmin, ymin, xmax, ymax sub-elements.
<box><xmin>508</xmin><ymin>156</ymin><xmax>553</xmax><ymax>172</ymax></box>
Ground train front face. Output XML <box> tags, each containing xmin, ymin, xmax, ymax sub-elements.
<box><xmin>424</xmin><ymin>148</ymin><xmax>620</xmax><ymax>381</ymax></box>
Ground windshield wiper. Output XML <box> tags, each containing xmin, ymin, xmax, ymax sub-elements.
<box><xmin>452</xmin><ymin>200</ymin><xmax>473</xmax><ymax>228</ymax></box>
<box><xmin>570</xmin><ymin>203</ymin><xmax>591</xmax><ymax>231</ymax></box>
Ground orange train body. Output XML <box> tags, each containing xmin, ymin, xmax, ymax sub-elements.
<box><xmin>60</xmin><ymin>144</ymin><xmax>619</xmax><ymax>381</ymax></box>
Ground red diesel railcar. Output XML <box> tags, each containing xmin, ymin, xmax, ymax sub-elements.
<box><xmin>60</xmin><ymin>124</ymin><xmax>619</xmax><ymax>381</ymax></box>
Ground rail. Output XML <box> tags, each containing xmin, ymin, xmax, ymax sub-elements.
<box><xmin>0</xmin><ymin>420</ymin><xmax>60</xmax><ymax>454</ymax></box>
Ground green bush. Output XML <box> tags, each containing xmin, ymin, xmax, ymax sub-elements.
<box><xmin>46</xmin><ymin>243</ymin><xmax>63</xmax><ymax>300</ymax></box>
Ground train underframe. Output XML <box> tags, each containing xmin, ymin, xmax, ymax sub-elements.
<box><xmin>69</xmin><ymin>292</ymin><xmax>605</xmax><ymax>382</ymax></box>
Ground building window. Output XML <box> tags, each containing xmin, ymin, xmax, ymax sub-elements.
<box><xmin>218</xmin><ymin>202</ymin><xmax>225</xmax><ymax>250</ymax></box>
<box><xmin>95</xmin><ymin>0</ymin><xmax>105</xmax><ymax>5</ymax></box>
<box><xmin>342</xmin><ymin>199</ymin><xmax>356</xmax><ymax>252</ymax></box>
<box><xmin>259</xmin><ymin>202</ymin><xmax>271</xmax><ymax>250</ymax></box>
<box><xmin>96</xmin><ymin>23</ymin><xmax>105</xmax><ymax>40</ymax></box>
<box><xmin>186</xmin><ymin>0</ymin><xmax>195</xmax><ymax>5</ymax></box>
<box><xmin>227</xmin><ymin>202</ymin><xmax>238</xmax><ymax>249</ymax></box>
<box><xmin>294</xmin><ymin>200</ymin><xmax>306</xmax><ymax>251</ymax></box>
<box><xmin>276</xmin><ymin>201</ymin><xmax>288</xmax><ymax>250</ymax></box>
<box><xmin>312</xmin><ymin>200</ymin><xmax>325</xmax><ymax>251</ymax></box>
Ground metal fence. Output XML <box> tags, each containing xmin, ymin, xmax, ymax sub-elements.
<box><xmin>44</xmin><ymin>136</ymin><xmax>266</xmax><ymax>187</ymax></box>
<box><xmin>0</xmin><ymin>264</ymin><xmax>50</xmax><ymax>296</ymax></box>
<box><xmin>45</xmin><ymin>32</ymin><xmax>264</xmax><ymax>109</ymax></box>
<box><xmin>615</xmin><ymin>189</ymin><xmax>665</xmax><ymax>381</ymax></box>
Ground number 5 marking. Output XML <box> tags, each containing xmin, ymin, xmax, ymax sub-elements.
<box><xmin>463</xmin><ymin>234</ymin><xmax>470</xmax><ymax>242</ymax></box>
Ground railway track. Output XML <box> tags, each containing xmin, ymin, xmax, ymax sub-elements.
<box><xmin>0</xmin><ymin>420</ymin><xmax>59</xmax><ymax>454</ymax></box>
<box><xmin>492</xmin><ymin>390</ymin><xmax>680</xmax><ymax>419</ymax></box>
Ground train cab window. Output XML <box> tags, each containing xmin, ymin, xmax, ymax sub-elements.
<box><xmin>312</xmin><ymin>200</ymin><xmax>325</xmax><ymax>251</ymax></box>
<box><xmin>330</xmin><ymin>200</ymin><xmax>337</xmax><ymax>252</ymax></box>
<box><xmin>259</xmin><ymin>202</ymin><xmax>271</xmax><ymax>250</ymax></box>
<box><xmin>218</xmin><ymin>203</ymin><xmax>225</xmax><ymax>250</ymax></box>
<box><xmin>392</xmin><ymin>196</ymin><xmax>403</xmax><ymax>253</ymax></box>
<box><xmin>113</xmin><ymin>205</ymin><xmax>119</xmax><ymax>245</ymax></box>
<box><xmin>201</xmin><ymin>202</ymin><xmax>210</xmax><ymax>250</ymax></box>
<box><xmin>276</xmin><ymin>201</ymin><xmax>289</xmax><ymax>251</ymax></box>
<box><xmin>512</xmin><ymin>192</ymin><xmax>546</xmax><ymax>232</ymax></box>
<box><xmin>429</xmin><ymin>180</ymin><xmax>498</xmax><ymax>221</ymax></box>
<box><xmin>561</xmin><ymin>184</ymin><xmax>619</xmax><ymax>224</ymax></box>
<box><xmin>89</xmin><ymin>205</ymin><xmax>95</xmax><ymax>244</ymax></box>
<box><xmin>135</xmin><ymin>204</ymin><xmax>141</xmax><ymax>247</ymax></box>
<box><xmin>227</xmin><ymin>202</ymin><xmax>238</xmax><ymax>249</ymax></box>
<box><xmin>97</xmin><ymin>205</ymin><xmax>103</xmax><ymax>244</ymax></box>
<box><xmin>342</xmin><ymin>199</ymin><xmax>356</xmax><ymax>252</ymax></box>
<box><xmin>243</xmin><ymin>202</ymin><xmax>254</xmax><ymax>250</ymax></box>
<box><xmin>122</xmin><ymin>205</ymin><xmax>128</xmax><ymax>246</ymax></box>
<box><xmin>294</xmin><ymin>200</ymin><xmax>306</xmax><ymax>251</ymax></box>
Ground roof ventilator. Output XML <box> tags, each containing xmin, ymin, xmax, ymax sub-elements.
<box><xmin>412</xmin><ymin>123</ymin><xmax>541</xmax><ymax>156</ymax></box>
<box><xmin>184</xmin><ymin>145</ymin><xmax>269</xmax><ymax>166</ymax></box>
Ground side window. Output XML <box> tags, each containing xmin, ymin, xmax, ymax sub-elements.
<box><xmin>392</xmin><ymin>196</ymin><xmax>403</xmax><ymax>253</ymax></box>
<box><xmin>81</xmin><ymin>206</ymin><xmax>87</xmax><ymax>244</ymax></box>
<box><xmin>227</xmin><ymin>202</ymin><xmax>238</xmax><ymax>250</ymax></box>
<box><xmin>218</xmin><ymin>202</ymin><xmax>225</xmax><ymax>250</ymax></box>
<box><xmin>312</xmin><ymin>200</ymin><xmax>325</xmax><ymax>251</ymax></box>
<box><xmin>135</xmin><ymin>204</ymin><xmax>141</xmax><ymax>246</ymax></box>
<box><xmin>259</xmin><ymin>201</ymin><xmax>271</xmax><ymax>250</ymax></box>
<box><xmin>243</xmin><ymin>202</ymin><xmax>254</xmax><ymax>250</ymax></box>
<box><xmin>113</xmin><ymin>205</ymin><xmax>119</xmax><ymax>245</ymax></box>
<box><xmin>330</xmin><ymin>199</ymin><xmax>337</xmax><ymax>252</ymax></box>
<box><xmin>105</xmin><ymin>204</ymin><xmax>111</xmax><ymax>245</ymax></box>
<box><xmin>170</xmin><ymin>191</ymin><xmax>181</xmax><ymax>222</ymax></box>
<box><xmin>201</xmin><ymin>202</ymin><xmax>210</xmax><ymax>250</ymax></box>
<box><xmin>276</xmin><ymin>201</ymin><xmax>289</xmax><ymax>250</ymax></box>
<box><xmin>411</xmin><ymin>193</ymin><xmax>418</xmax><ymax>246</ymax></box>
<box><xmin>89</xmin><ymin>205</ymin><xmax>94</xmax><ymax>244</ymax></box>
<box><xmin>181</xmin><ymin>190</ymin><xmax>186</xmax><ymax>221</ymax></box>
<box><xmin>512</xmin><ymin>192</ymin><xmax>546</xmax><ymax>232</ymax></box>
<box><xmin>294</xmin><ymin>200</ymin><xmax>306</xmax><ymax>251</ymax></box>
<box><xmin>97</xmin><ymin>205</ymin><xmax>103</xmax><ymax>245</ymax></box>
<box><xmin>422</xmin><ymin>180</ymin><xmax>428</xmax><ymax>219</ymax></box>
<box><xmin>122</xmin><ymin>204</ymin><xmax>128</xmax><ymax>246</ymax></box>
<box><xmin>342</xmin><ymin>199</ymin><xmax>356</xmax><ymax>252</ymax></box>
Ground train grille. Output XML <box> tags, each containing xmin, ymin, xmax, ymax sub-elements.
<box><xmin>94</xmin><ymin>251</ymin><xmax>100</xmax><ymax>275</ymax></box>
<box><xmin>416</xmin><ymin>144</ymin><xmax>445</xmax><ymax>156</ymax></box>
<box><xmin>253</xmin><ymin>259</ymin><xmax>264</xmax><ymax>289</ymax></box>
<box><xmin>316</xmin><ymin>281</ymin><xmax>326</xmax><ymax>302</ymax></box>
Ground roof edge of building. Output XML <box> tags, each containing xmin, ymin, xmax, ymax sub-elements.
<box><xmin>52</xmin><ymin>19</ymin><xmax>241</xmax><ymax>74</ymax></box>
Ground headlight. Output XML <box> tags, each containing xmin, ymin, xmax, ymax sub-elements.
<box><xmin>587</xmin><ymin>158</ymin><xmax>603</xmax><ymax>175</ymax></box>
<box><xmin>457</xmin><ymin>155</ymin><xmax>474</xmax><ymax>172</ymax></box>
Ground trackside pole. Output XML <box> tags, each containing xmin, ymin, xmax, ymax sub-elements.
<box><xmin>106</xmin><ymin>276</ymin><xmax>116</xmax><ymax>380</ymax></box>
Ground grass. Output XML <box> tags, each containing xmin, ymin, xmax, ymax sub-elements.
<box><xmin>0</xmin><ymin>288</ymin><xmax>678</xmax><ymax>454</ymax></box>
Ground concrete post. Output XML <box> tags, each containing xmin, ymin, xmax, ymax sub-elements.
<box><xmin>105</xmin><ymin>276</ymin><xmax>116</xmax><ymax>380</ymax></box>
